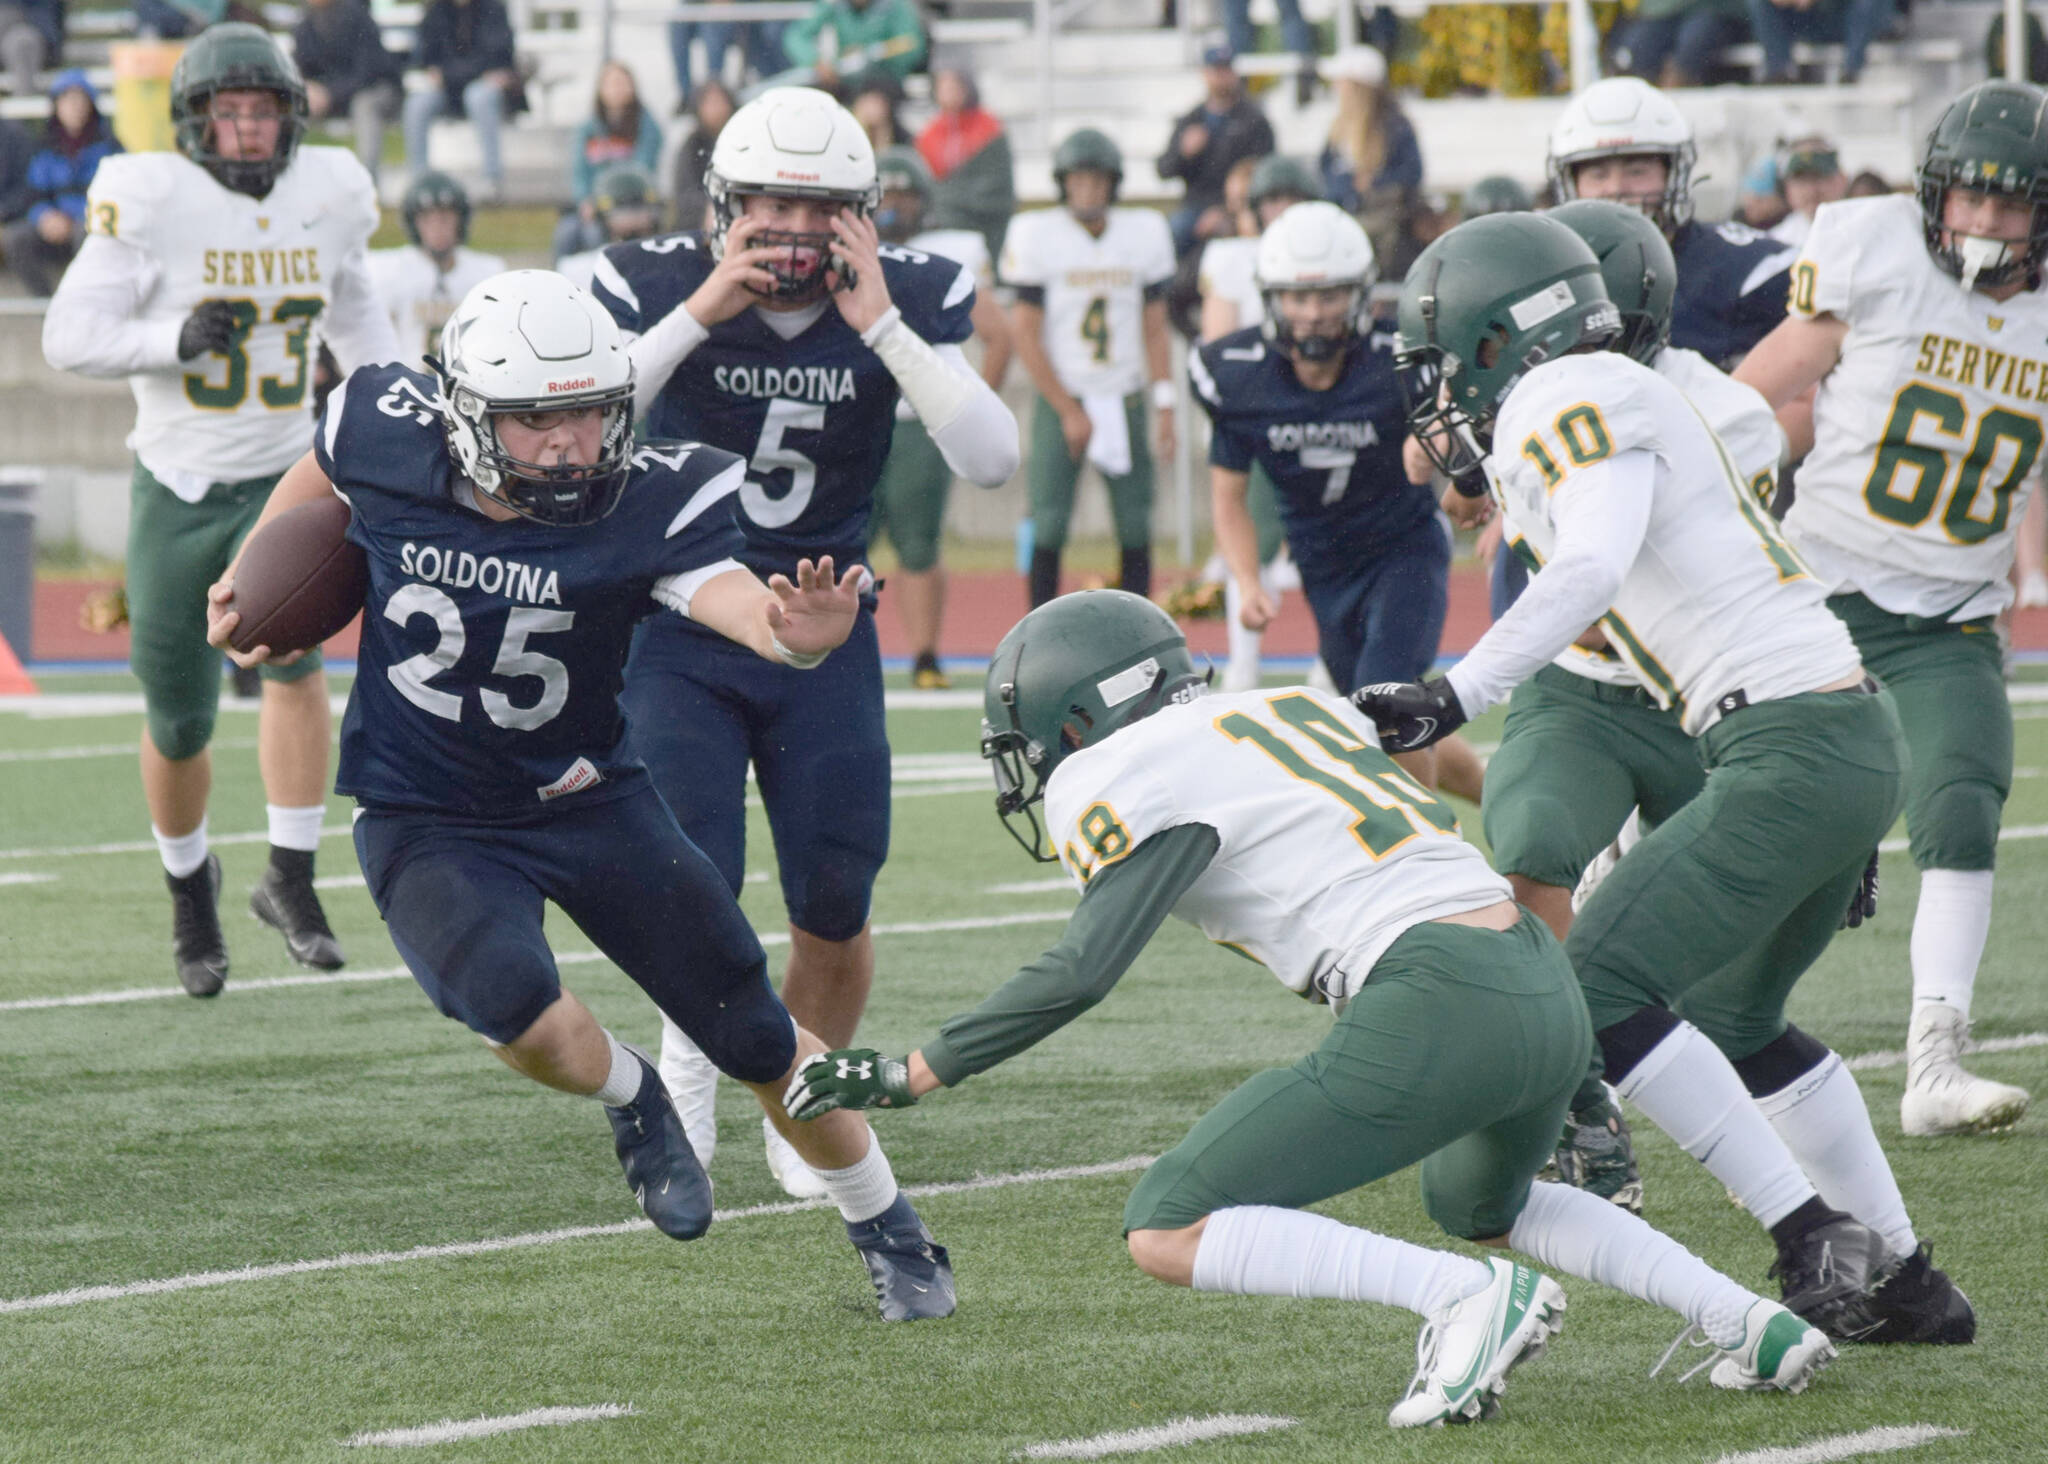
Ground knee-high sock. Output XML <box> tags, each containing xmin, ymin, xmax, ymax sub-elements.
<box><xmin>1191</xmin><ymin>1205</ymin><xmax>1491</xmax><ymax>1320</ymax></box>
<box><xmin>1223</xmin><ymin>578</ymin><xmax>1265</xmax><ymax>686</ymax></box>
<box><xmin>1616</xmin><ymin>1022</ymin><xmax>1817</xmax><ymax>1231</ymax></box>
<box><xmin>1755</xmin><ymin>1052</ymin><xmax>1918</xmax><ymax>1262</ymax></box>
<box><xmin>1508</xmin><ymin>1181</ymin><xmax>1756</xmax><ymax>1347</ymax></box>
<box><xmin>1910</xmin><ymin>869</ymin><xmax>1994</xmax><ymax>1016</ymax></box>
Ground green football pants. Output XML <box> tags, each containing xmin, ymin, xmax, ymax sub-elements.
<box><xmin>1124</xmin><ymin>912</ymin><xmax>1591</xmax><ymax>1241</ymax></box>
<box><xmin>1028</xmin><ymin>392</ymin><xmax>1154</xmax><ymax>552</ymax></box>
<box><xmin>870</xmin><ymin>416</ymin><xmax>951</xmax><ymax>574</ymax></box>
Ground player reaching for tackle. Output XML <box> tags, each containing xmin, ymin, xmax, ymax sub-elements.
<box><xmin>1358</xmin><ymin>212</ymin><xmax>1972</xmax><ymax>1346</ymax></box>
<box><xmin>590</xmin><ymin>87</ymin><xmax>1018</xmax><ymax>1198</ymax></box>
<box><xmin>1736</xmin><ymin>80</ymin><xmax>2043</xmax><ymax>1139</ymax></box>
<box><xmin>42</xmin><ymin>23</ymin><xmax>402</xmax><ymax>996</ymax></box>
<box><xmin>204</xmin><ymin>270</ymin><xmax>954</xmax><ymax>1321</ymax></box>
<box><xmin>784</xmin><ymin>590</ymin><xmax>1836</xmax><ymax>1428</ymax></box>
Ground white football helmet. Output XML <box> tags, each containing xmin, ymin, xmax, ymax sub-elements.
<box><xmin>435</xmin><ymin>270</ymin><xmax>635</xmax><ymax>526</ymax></box>
<box><xmin>706</xmin><ymin>86</ymin><xmax>879</xmax><ymax>301</ymax></box>
<box><xmin>1547</xmin><ymin>77</ymin><xmax>1697</xmax><ymax>234</ymax></box>
<box><xmin>1255</xmin><ymin>201</ymin><xmax>1376</xmax><ymax>361</ymax></box>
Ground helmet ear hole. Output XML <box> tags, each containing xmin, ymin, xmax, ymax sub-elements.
<box><xmin>1476</xmin><ymin>329</ymin><xmax>1505</xmax><ymax>369</ymax></box>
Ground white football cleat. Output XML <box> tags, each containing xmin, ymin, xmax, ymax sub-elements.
<box><xmin>657</xmin><ymin>1017</ymin><xmax>721</xmax><ymax>1166</ymax></box>
<box><xmin>1708</xmin><ymin>1300</ymin><xmax>1836</xmax><ymax>1393</ymax></box>
<box><xmin>1387</xmin><ymin>1258</ymin><xmax>1565</xmax><ymax>1428</ymax></box>
<box><xmin>1901</xmin><ymin>1004</ymin><xmax>2030</xmax><ymax>1137</ymax></box>
<box><xmin>762</xmin><ymin>1114</ymin><xmax>831</xmax><ymax>1200</ymax></box>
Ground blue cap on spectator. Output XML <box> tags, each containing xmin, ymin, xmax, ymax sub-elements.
<box><xmin>1741</xmin><ymin>154</ymin><xmax>1779</xmax><ymax>197</ymax></box>
<box><xmin>1202</xmin><ymin>43</ymin><xmax>1236</xmax><ymax>68</ymax></box>
<box><xmin>49</xmin><ymin>67</ymin><xmax>96</xmax><ymax>100</ymax></box>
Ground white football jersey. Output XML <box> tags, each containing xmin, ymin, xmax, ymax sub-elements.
<box><xmin>1784</xmin><ymin>192</ymin><xmax>2048</xmax><ymax>619</ymax></box>
<box><xmin>80</xmin><ymin>146</ymin><xmax>385</xmax><ymax>486</ymax></box>
<box><xmin>370</xmin><ymin>243</ymin><xmax>505</xmax><ymax>369</ymax></box>
<box><xmin>1197</xmin><ymin>235</ymin><xmax>1262</xmax><ymax>331</ymax></box>
<box><xmin>892</xmin><ymin>226</ymin><xmax>991</xmax><ymax>422</ymax></box>
<box><xmin>1543</xmin><ymin>345</ymin><xmax>1788</xmax><ymax>689</ymax></box>
<box><xmin>1491</xmin><ymin>352</ymin><xmax>1860</xmax><ymax>734</ymax></box>
<box><xmin>999</xmin><ymin>205</ymin><xmax>1175</xmax><ymax>397</ymax></box>
<box><xmin>1044</xmin><ymin>686</ymin><xmax>1511</xmax><ymax>1004</ymax></box>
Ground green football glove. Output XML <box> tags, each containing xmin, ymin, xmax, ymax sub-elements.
<box><xmin>783</xmin><ymin>1048</ymin><xmax>918</xmax><ymax>1122</ymax></box>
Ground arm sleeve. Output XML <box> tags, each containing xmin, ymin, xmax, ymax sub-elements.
<box><xmin>919</xmin><ymin>822</ymin><xmax>1222</xmax><ymax>1086</ymax></box>
<box><xmin>624</xmin><ymin>291</ymin><xmax>709</xmax><ymax>422</ymax></box>
<box><xmin>40</xmin><ymin>232</ymin><xmax>183</xmax><ymax>376</ymax></box>
<box><xmin>1444</xmin><ymin>449</ymin><xmax>1656</xmax><ymax>716</ymax></box>
<box><xmin>863</xmin><ymin>308</ymin><xmax>1018</xmax><ymax>485</ymax></box>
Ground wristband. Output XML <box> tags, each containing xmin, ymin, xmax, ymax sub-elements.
<box><xmin>1150</xmin><ymin>380</ymin><xmax>1176</xmax><ymax>411</ymax></box>
<box><xmin>772</xmin><ymin>633</ymin><xmax>829</xmax><ymax>670</ymax></box>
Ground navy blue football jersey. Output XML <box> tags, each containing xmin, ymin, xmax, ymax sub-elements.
<box><xmin>1670</xmin><ymin>219</ymin><xmax>1799</xmax><ymax>369</ymax></box>
<box><xmin>315</xmin><ymin>363</ymin><xmax>747</xmax><ymax>817</ymax></box>
<box><xmin>1189</xmin><ymin>322</ymin><xmax>1433</xmax><ymax>580</ymax></box>
<box><xmin>590</xmin><ymin>231</ymin><xmax>975</xmax><ymax>578</ymax></box>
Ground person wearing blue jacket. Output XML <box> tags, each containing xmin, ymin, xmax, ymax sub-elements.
<box><xmin>2</xmin><ymin>70</ymin><xmax>120</xmax><ymax>296</ymax></box>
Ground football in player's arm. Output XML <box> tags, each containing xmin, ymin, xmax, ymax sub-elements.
<box><xmin>203</xmin><ymin>270</ymin><xmax>957</xmax><ymax>1320</ymax></box>
<box><xmin>1733</xmin><ymin>80</ymin><xmax>2044</xmax><ymax>1139</ymax></box>
<box><xmin>786</xmin><ymin>590</ymin><xmax>1838</xmax><ymax>1425</ymax></box>
<box><xmin>40</xmin><ymin>23</ymin><xmax>402</xmax><ymax>997</ymax></box>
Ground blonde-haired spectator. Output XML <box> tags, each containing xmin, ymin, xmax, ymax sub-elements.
<box><xmin>1318</xmin><ymin>46</ymin><xmax>1422</xmax><ymax>268</ymax></box>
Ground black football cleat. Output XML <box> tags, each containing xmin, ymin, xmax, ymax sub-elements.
<box><xmin>848</xmin><ymin>1194</ymin><xmax>956</xmax><ymax>1321</ymax></box>
<box><xmin>1863</xmin><ymin>1243</ymin><xmax>1976</xmax><ymax>1344</ymax></box>
<box><xmin>606</xmin><ymin>1053</ymin><xmax>714</xmax><ymax>1241</ymax></box>
<box><xmin>1770</xmin><ymin>1212</ymin><xmax>1894</xmax><ymax>1342</ymax></box>
<box><xmin>249</xmin><ymin>848</ymin><xmax>344</xmax><ymax>970</ymax></box>
<box><xmin>167</xmin><ymin>852</ymin><xmax>229</xmax><ymax>998</ymax></box>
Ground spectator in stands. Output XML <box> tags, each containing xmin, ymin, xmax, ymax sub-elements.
<box><xmin>1747</xmin><ymin>0</ymin><xmax>1891</xmax><ymax>84</ymax></box>
<box><xmin>404</xmin><ymin>0</ymin><xmax>524</xmax><ymax>204</ymax></box>
<box><xmin>1219</xmin><ymin>0</ymin><xmax>1316</xmax><ymax>104</ymax></box>
<box><xmin>1737</xmin><ymin>152</ymin><xmax>1791</xmax><ymax>229</ymax></box>
<box><xmin>1846</xmin><ymin>167</ymin><xmax>1889</xmax><ymax>197</ymax></box>
<box><xmin>782</xmin><ymin>0</ymin><xmax>927</xmax><ymax>90</ymax></box>
<box><xmin>1612</xmin><ymin>0</ymin><xmax>1750</xmax><ymax>88</ymax></box>
<box><xmin>668</xmin><ymin>77</ymin><xmax>731</xmax><ymax>232</ymax></box>
<box><xmin>3</xmin><ymin>71</ymin><xmax>120</xmax><ymax>296</ymax></box>
<box><xmin>917</xmin><ymin>65</ymin><xmax>1013</xmax><ymax>264</ymax></box>
<box><xmin>553</xmin><ymin>60</ymin><xmax>662</xmax><ymax>260</ymax></box>
<box><xmin>1158</xmin><ymin>44</ymin><xmax>1275</xmax><ymax>257</ymax></box>
<box><xmin>1317</xmin><ymin>45</ymin><xmax>1422</xmax><ymax>272</ymax></box>
<box><xmin>1769</xmin><ymin>134</ymin><xmax>1846</xmax><ymax>245</ymax></box>
<box><xmin>556</xmin><ymin>161</ymin><xmax>660</xmax><ymax>289</ymax></box>
<box><xmin>0</xmin><ymin>0</ymin><xmax>59</xmax><ymax>96</ymax></box>
<box><xmin>294</xmin><ymin>0</ymin><xmax>404</xmax><ymax>183</ymax></box>
<box><xmin>848</xmin><ymin>72</ymin><xmax>909</xmax><ymax>154</ymax></box>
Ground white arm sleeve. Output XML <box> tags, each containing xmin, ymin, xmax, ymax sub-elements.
<box><xmin>626</xmin><ymin>298</ymin><xmax>710</xmax><ymax>422</ymax></box>
<box><xmin>323</xmin><ymin>241</ymin><xmax>405</xmax><ymax>375</ymax></box>
<box><xmin>1445</xmin><ymin>449</ymin><xmax>1657</xmax><ymax>717</ymax></box>
<box><xmin>40</xmin><ymin>233</ymin><xmax>183</xmax><ymax>377</ymax></box>
<box><xmin>863</xmin><ymin>308</ymin><xmax>1020</xmax><ymax>487</ymax></box>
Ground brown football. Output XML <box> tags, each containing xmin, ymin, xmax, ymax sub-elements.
<box><xmin>227</xmin><ymin>495</ymin><xmax>368</xmax><ymax>656</ymax></box>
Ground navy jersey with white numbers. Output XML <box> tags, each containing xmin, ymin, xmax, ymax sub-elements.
<box><xmin>590</xmin><ymin>231</ymin><xmax>975</xmax><ymax>578</ymax></box>
<box><xmin>316</xmin><ymin>363</ymin><xmax>747</xmax><ymax>818</ymax></box>
<box><xmin>1670</xmin><ymin>219</ymin><xmax>1799</xmax><ymax>369</ymax></box>
<box><xmin>1188</xmin><ymin>322</ymin><xmax>1433</xmax><ymax>580</ymax></box>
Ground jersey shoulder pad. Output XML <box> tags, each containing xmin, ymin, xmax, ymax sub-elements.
<box><xmin>1043</xmin><ymin>723</ymin><xmax>1184</xmax><ymax>882</ymax></box>
<box><xmin>619</xmin><ymin>439</ymin><xmax>748</xmax><ymax>547</ymax></box>
<box><xmin>996</xmin><ymin>208</ymin><xmax>1054</xmax><ymax>287</ymax></box>
<box><xmin>1659</xmin><ymin>346</ymin><xmax>1783</xmax><ymax>482</ymax></box>
<box><xmin>881</xmin><ymin>244</ymin><xmax>975</xmax><ymax>343</ymax></box>
<box><xmin>591</xmin><ymin>231</ymin><xmax>709</xmax><ymax>331</ymax></box>
<box><xmin>1795</xmin><ymin>194</ymin><xmax>1916</xmax><ymax>320</ymax></box>
<box><xmin>1198</xmin><ymin>236</ymin><xmax>1256</xmax><ymax>294</ymax></box>
<box><xmin>295</xmin><ymin>146</ymin><xmax>380</xmax><ymax>236</ymax></box>
<box><xmin>1189</xmin><ymin>327</ymin><xmax>1269</xmax><ymax>408</ymax></box>
<box><xmin>83</xmin><ymin>152</ymin><xmax>178</xmax><ymax>244</ymax></box>
<box><xmin>1498</xmin><ymin>353</ymin><xmax>1668</xmax><ymax>465</ymax></box>
<box><xmin>1114</xmin><ymin>206</ymin><xmax>1179</xmax><ymax>284</ymax></box>
<box><xmin>317</xmin><ymin>362</ymin><xmax>454</xmax><ymax>509</ymax></box>
<box><xmin>466</xmin><ymin>247</ymin><xmax>509</xmax><ymax>275</ymax></box>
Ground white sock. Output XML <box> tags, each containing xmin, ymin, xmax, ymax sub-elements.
<box><xmin>1910</xmin><ymin>869</ymin><xmax>1994</xmax><ymax>1016</ymax></box>
<box><xmin>266</xmin><ymin>803</ymin><xmax>326</xmax><ymax>854</ymax></box>
<box><xmin>153</xmin><ymin>818</ymin><xmax>209</xmax><ymax>879</ymax></box>
<box><xmin>1223</xmin><ymin>579</ymin><xmax>1264</xmax><ymax>685</ymax></box>
<box><xmin>1190</xmin><ymin>1205</ymin><xmax>1492</xmax><ymax>1320</ymax></box>
<box><xmin>1508</xmin><ymin>1181</ymin><xmax>1756</xmax><ymax>1348</ymax></box>
<box><xmin>811</xmin><ymin>1130</ymin><xmax>898</xmax><ymax>1224</ymax></box>
<box><xmin>592</xmin><ymin>1032</ymin><xmax>643</xmax><ymax>1106</ymax></box>
<box><xmin>1755</xmin><ymin>1052</ymin><xmax>1918</xmax><ymax>1262</ymax></box>
<box><xmin>1617</xmin><ymin>1022</ymin><xmax>1817</xmax><ymax>1231</ymax></box>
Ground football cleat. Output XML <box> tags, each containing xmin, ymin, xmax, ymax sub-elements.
<box><xmin>1708</xmin><ymin>1301</ymin><xmax>1837</xmax><ymax>1392</ymax></box>
<box><xmin>1862</xmin><ymin>1243</ymin><xmax>1976</xmax><ymax>1344</ymax></box>
<box><xmin>249</xmin><ymin>851</ymin><xmax>344</xmax><ymax>970</ymax></box>
<box><xmin>1900</xmin><ymin>1004</ymin><xmax>2030</xmax><ymax>1136</ymax></box>
<box><xmin>657</xmin><ymin>1022</ymin><xmax>720</xmax><ymax>1167</ymax></box>
<box><xmin>762</xmin><ymin>1113</ymin><xmax>830</xmax><ymax>1200</ymax></box>
<box><xmin>166</xmin><ymin>852</ymin><xmax>229</xmax><ymax>997</ymax></box>
<box><xmin>606</xmin><ymin>1050</ymin><xmax>714</xmax><ymax>1241</ymax></box>
<box><xmin>1551</xmin><ymin>1090</ymin><xmax>1644</xmax><ymax>1214</ymax></box>
<box><xmin>1769</xmin><ymin>1213</ymin><xmax>1893</xmax><ymax>1341</ymax></box>
<box><xmin>1387</xmin><ymin>1258</ymin><xmax>1565</xmax><ymax>1428</ymax></box>
<box><xmin>847</xmin><ymin>1193</ymin><xmax>956</xmax><ymax>1321</ymax></box>
<box><xmin>910</xmin><ymin>651</ymin><xmax>951</xmax><ymax>691</ymax></box>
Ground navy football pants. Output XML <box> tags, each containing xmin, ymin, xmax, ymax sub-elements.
<box><xmin>1301</xmin><ymin>516</ymin><xmax>1451</xmax><ymax>693</ymax></box>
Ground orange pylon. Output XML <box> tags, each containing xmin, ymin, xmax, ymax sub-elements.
<box><xmin>0</xmin><ymin>628</ymin><xmax>37</xmax><ymax>694</ymax></box>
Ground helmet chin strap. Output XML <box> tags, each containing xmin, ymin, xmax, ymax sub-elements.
<box><xmin>1955</xmin><ymin>233</ymin><xmax>2015</xmax><ymax>291</ymax></box>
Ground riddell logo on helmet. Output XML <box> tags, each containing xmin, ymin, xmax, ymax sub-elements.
<box><xmin>775</xmin><ymin>169</ymin><xmax>823</xmax><ymax>183</ymax></box>
<box><xmin>546</xmin><ymin>377</ymin><xmax>597</xmax><ymax>393</ymax></box>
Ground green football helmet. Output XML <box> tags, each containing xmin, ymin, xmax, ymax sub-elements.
<box><xmin>170</xmin><ymin>23</ymin><xmax>309</xmax><ymax>198</ymax></box>
<box><xmin>1248</xmin><ymin>153</ymin><xmax>1323</xmax><ymax>216</ymax></box>
<box><xmin>874</xmin><ymin>144</ymin><xmax>934</xmax><ymax>242</ymax></box>
<box><xmin>1396</xmin><ymin>213</ymin><xmax>1622</xmax><ymax>478</ymax></box>
<box><xmin>1918</xmin><ymin>80</ymin><xmax>2048</xmax><ymax>289</ymax></box>
<box><xmin>402</xmin><ymin>171</ymin><xmax>471</xmax><ymax>250</ymax></box>
<box><xmin>981</xmin><ymin>590</ymin><xmax>1206</xmax><ymax>861</ymax></box>
<box><xmin>1053</xmin><ymin>127</ymin><xmax>1124</xmax><ymax>211</ymax></box>
<box><xmin>1546</xmin><ymin>198</ymin><xmax>1675</xmax><ymax>365</ymax></box>
<box><xmin>1463</xmin><ymin>174</ymin><xmax>1533</xmax><ymax>217</ymax></box>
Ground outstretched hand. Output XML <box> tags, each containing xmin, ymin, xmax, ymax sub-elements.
<box><xmin>783</xmin><ymin>1048</ymin><xmax>919</xmax><ymax>1121</ymax></box>
<box><xmin>765</xmin><ymin>555</ymin><xmax>861</xmax><ymax>662</ymax></box>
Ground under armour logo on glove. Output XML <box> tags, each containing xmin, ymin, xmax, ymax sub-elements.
<box><xmin>783</xmin><ymin>1048</ymin><xmax>920</xmax><ymax>1121</ymax></box>
<box><xmin>837</xmin><ymin>1058</ymin><xmax>875</xmax><ymax>1081</ymax></box>
<box><xmin>1350</xmin><ymin>677</ymin><xmax>1466</xmax><ymax>752</ymax></box>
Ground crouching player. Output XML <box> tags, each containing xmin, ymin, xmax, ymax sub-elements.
<box><xmin>206</xmin><ymin>271</ymin><xmax>952</xmax><ymax>1320</ymax></box>
<box><xmin>786</xmin><ymin>590</ymin><xmax>1834</xmax><ymax>1424</ymax></box>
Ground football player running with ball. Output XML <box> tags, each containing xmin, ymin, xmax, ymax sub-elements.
<box><xmin>787</xmin><ymin>591</ymin><xmax>1837</xmax><ymax>1427</ymax></box>
<box><xmin>1735</xmin><ymin>81</ymin><xmax>2043</xmax><ymax>1140</ymax></box>
<box><xmin>205</xmin><ymin>271</ymin><xmax>955</xmax><ymax>1321</ymax></box>
<box><xmin>590</xmin><ymin>87</ymin><xmax>1018</xmax><ymax>1197</ymax></box>
<box><xmin>1358</xmin><ymin>213</ymin><xmax>1973</xmax><ymax>1348</ymax></box>
<box><xmin>42</xmin><ymin>24</ymin><xmax>401</xmax><ymax>996</ymax></box>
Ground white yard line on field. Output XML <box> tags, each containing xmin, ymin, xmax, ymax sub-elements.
<box><xmin>312</xmin><ymin>873</ymin><xmax>366</xmax><ymax>890</ymax></box>
<box><xmin>1708</xmin><ymin>1423</ymin><xmax>1968</xmax><ymax>1464</ymax></box>
<box><xmin>0</xmin><ymin>825</ymin><xmax>354</xmax><ymax>861</ymax></box>
<box><xmin>0</xmin><ymin>738</ymin><xmax>259</xmax><ymax>764</ymax></box>
<box><xmin>1845</xmin><ymin>1031</ymin><xmax>2048</xmax><ymax>1074</ymax></box>
<box><xmin>1018</xmin><ymin>1416</ymin><xmax>1298</xmax><ymax>1460</ymax></box>
<box><xmin>0</xmin><ymin>1157</ymin><xmax>1155</xmax><ymax>1315</ymax></box>
<box><xmin>0</xmin><ymin>689</ymin><xmax>987</xmax><ymax>721</ymax></box>
<box><xmin>0</xmin><ymin>909</ymin><xmax>1074</xmax><ymax>1012</ymax></box>
<box><xmin>985</xmin><ymin>878</ymin><xmax>1077</xmax><ymax>895</ymax></box>
<box><xmin>0</xmin><ymin>872</ymin><xmax>57</xmax><ymax>886</ymax></box>
<box><xmin>343</xmin><ymin>1404</ymin><xmax>639</xmax><ymax>1449</ymax></box>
